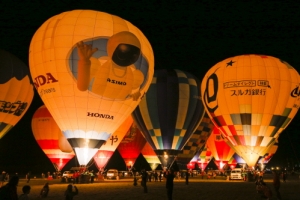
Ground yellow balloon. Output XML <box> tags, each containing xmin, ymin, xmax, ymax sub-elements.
<box><xmin>0</xmin><ymin>49</ymin><xmax>34</xmax><ymax>139</ymax></box>
<box><xmin>201</xmin><ymin>55</ymin><xmax>300</xmax><ymax>167</ymax></box>
<box><xmin>29</xmin><ymin>10</ymin><xmax>154</xmax><ymax>165</ymax></box>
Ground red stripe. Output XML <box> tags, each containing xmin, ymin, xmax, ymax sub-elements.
<box><xmin>33</xmin><ymin>106</ymin><xmax>52</xmax><ymax>118</ymax></box>
<box><xmin>37</xmin><ymin>140</ymin><xmax>59</xmax><ymax>149</ymax></box>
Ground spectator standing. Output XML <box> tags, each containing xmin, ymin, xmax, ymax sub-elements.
<box><xmin>90</xmin><ymin>170</ymin><xmax>95</xmax><ymax>183</ymax></box>
<box><xmin>272</xmin><ymin>170</ymin><xmax>282</xmax><ymax>200</ymax></box>
<box><xmin>185</xmin><ymin>171</ymin><xmax>189</xmax><ymax>185</ymax></box>
<box><xmin>166</xmin><ymin>169</ymin><xmax>175</xmax><ymax>200</ymax></box>
<box><xmin>141</xmin><ymin>169</ymin><xmax>148</xmax><ymax>193</ymax></box>
<box><xmin>26</xmin><ymin>171</ymin><xmax>31</xmax><ymax>183</ymax></box>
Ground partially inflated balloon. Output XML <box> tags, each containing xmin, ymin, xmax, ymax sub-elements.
<box><xmin>93</xmin><ymin>116</ymin><xmax>133</xmax><ymax>170</ymax></box>
<box><xmin>176</xmin><ymin>113</ymin><xmax>213</xmax><ymax>170</ymax></box>
<box><xmin>29</xmin><ymin>10</ymin><xmax>154</xmax><ymax>165</ymax></box>
<box><xmin>190</xmin><ymin>146</ymin><xmax>212</xmax><ymax>170</ymax></box>
<box><xmin>117</xmin><ymin>124</ymin><xmax>146</xmax><ymax>168</ymax></box>
<box><xmin>0</xmin><ymin>49</ymin><xmax>34</xmax><ymax>138</ymax></box>
<box><xmin>133</xmin><ymin>69</ymin><xmax>205</xmax><ymax>169</ymax></box>
<box><xmin>257</xmin><ymin>143</ymin><xmax>278</xmax><ymax>170</ymax></box>
<box><xmin>206</xmin><ymin>127</ymin><xmax>235</xmax><ymax>170</ymax></box>
<box><xmin>201</xmin><ymin>55</ymin><xmax>300</xmax><ymax>167</ymax></box>
<box><xmin>32</xmin><ymin>105</ymin><xmax>75</xmax><ymax>171</ymax></box>
<box><xmin>141</xmin><ymin>142</ymin><xmax>161</xmax><ymax>171</ymax></box>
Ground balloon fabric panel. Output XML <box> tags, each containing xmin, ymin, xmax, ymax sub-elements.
<box><xmin>0</xmin><ymin>49</ymin><xmax>34</xmax><ymax>139</ymax></box>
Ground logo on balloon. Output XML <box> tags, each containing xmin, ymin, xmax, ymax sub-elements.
<box><xmin>203</xmin><ymin>72</ymin><xmax>219</xmax><ymax>113</ymax></box>
<box><xmin>0</xmin><ymin>100</ymin><xmax>28</xmax><ymax>116</ymax></box>
<box><xmin>33</xmin><ymin>73</ymin><xmax>58</xmax><ymax>89</ymax></box>
<box><xmin>291</xmin><ymin>85</ymin><xmax>300</xmax><ymax>97</ymax></box>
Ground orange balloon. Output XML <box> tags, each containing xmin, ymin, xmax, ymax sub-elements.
<box><xmin>201</xmin><ymin>55</ymin><xmax>300</xmax><ymax>167</ymax></box>
<box><xmin>32</xmin><ymin>105</ymin><xmax>75</xmax><ymax>171</ymax></box>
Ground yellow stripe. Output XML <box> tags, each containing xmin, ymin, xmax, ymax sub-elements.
<box><xmin>176</xmin><ymin>83</ymin><xmax>189</xmax><ymax>129</ymax></box>
<box><xmin>139</xmin><ymin>97</ymin><xmax>153</xmax><ymax>130</ymax></box>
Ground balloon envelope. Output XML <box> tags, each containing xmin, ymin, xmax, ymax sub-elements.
<box><xmin>132</xmin><ymin>69</ymin><xmax>204</xmax><ymax>169</ymax></box>
<box><xmin>191</xmin><ymin>146</ymin><xmax>212</xmax><ymax>171</ymax></box>
<box><xmin>206</xmin><ymin>127</ymin><xmax>235</xmax><ymax>170</ymax></box>
<box><xmin>31</xmin><ymin>105</ymin><xmax>75</xmax><ymax>171</ymax></box>
<box><xmin>201</xmin><ymin>55</ymin><xmax>300</xmax><ymax>167</ymax></box>
<box><xmin>117</xmin><ymin>124</ymin><xmax>146</xmax><ymax>168</ymax></box>
<box><xmin>176</xmin><ymin>113</ymin><xmax>213</xmax><ymax>170</ymax></box>
<box><xmin>0</xmin><ymin>49</ymin><xmax>34</xmax><ymax>138</ymax></box>
<box><xmin>29</xmin><ymin>10</ymin><xmax>154</xmax><ymax>165</ymax></box>
<box><xmin>141</xmin><ymin>142</ymin><xmax>161</xmax><ymax>171</ymax></box>
<box><xmin>93</xmin><ymin>116</ymin><xmax>133</xmax><ymax>170</ymax></box>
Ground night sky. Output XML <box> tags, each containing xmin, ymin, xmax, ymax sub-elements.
<box><xmin>0</xmin><ymin>1</ymin><xmax>300</xmax><ymax>176</ymax></box>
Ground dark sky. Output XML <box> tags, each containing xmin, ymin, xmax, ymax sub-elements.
<box><xmin>0</xmin><ymin>1</ymin><xmax>300</xmax><ymax>175</ymax></box>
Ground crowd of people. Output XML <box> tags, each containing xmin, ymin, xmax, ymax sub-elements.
<box><xmin>0</xmin><ymin>167</ymin><xmax>290</xmax><ymax>199</ymax></box>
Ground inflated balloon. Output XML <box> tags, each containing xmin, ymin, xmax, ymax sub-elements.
<box><xmin>206</xmin><ymin>127</ymin><xmax>235</xmax><ymax>170</ymax></box>
<box><xmin>93</xmin><ymin>116</ymin><xmax>133</xmax><ymax>170</ymax></box>
<box><xmin>257</xmin><ymin>143</ymin><xmax>278</xmax><ymax>170</ymax></box>
<box><xmin>176</xmin><ymin>113</ymin><xmax>213</xmax><ymax>170</ymax></box>
<box><xmin>190</xmin><ymin>145</ymin><xmax>212</xmax><ymax>170</ymax></box>
<box><xmin>29</xmin><ymin>10</ymin><xmax>154</xmax><ymax>165</ymax></box>
<box><xmin>141</xmin><ymin>142</ymin><xmax>161</xmax><ymax>171</ymax></box>
<box><xmin>201</xmin><ymin>55</ymin><xmax>300</xmax><ymax>167</ymax></box>
<box><xmin>232</xmin><ymin>153</ymin><xmax>246</xmax><ymax>166</ymax></box>
<box><xmin>32</xmin><ymin>105</ymin><xmax>75</xmax><ymax>171</ymax></box>
<box><xmin>0</xmin><ymin>49</ymin><xmax>34</xmax><ymax>139</ymax></box>
<box><xmin>117</xmin><ymin>124</ymin><xmax>146</xmax><ymax>168</ymax></box>
<box><xmin>132</xmin><ymin>69</ymin><xmax>204</xmax><ymax>169</ymax></box>
<box><xmin>227</xmin><ymin>156</ymin><xmax>237</xmax><ymax>169</ymax></box>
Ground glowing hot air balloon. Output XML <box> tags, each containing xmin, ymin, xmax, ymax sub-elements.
<box><xmin>190</xmin><ymin>145</ymin><xmax>212</xmax><ymax>171</ymax></box>
<box><xmin>257</xmin><ymin>143</ymin><xmax>278</xmax><ymax>170</ymax></box>
<box><xmin>201</xmin><ymin>55</ymin><xmax>300</xmax><ymax>168</ymax></box>
<box><xmin>117</xmin><ymin>124</ymin><xmax>146</xmax><ymax>169</ymax></box>
<box><xmin>93</xmin><ymin>116</ymin><xmax>133</xmax><ymax>170</ymax></box>
<box><xmin>32</xmin><ymin>105</ymin><xmax>75</xmax><ymax>171</ymax></box>
<box><xmin>132</xmin><ymin>69</ymin><xmax>204</xmax><ymax>169</ymax></box>
<box><xmin>176</xmin><ymin>113</ymin><xmax>213</xmax><ymax>170</ymax></box>
<box><xmin>0</xmin><ymin>49</ymin><xmax>34</xmax><ymax>138</ymax></box>
<box><xmin>29</xmin><ymin>10</ymin><xmax>154</xmax><ymax>166</ymax></box>
<box><xmin>206</xmin><ymin>127</ymin><xmax>235</xmax><ymax>170</ymax></box>
<box><xmin>141</xmin><ymin>142</ymin><xmax>161</xmax><ymax>171</ymax></box>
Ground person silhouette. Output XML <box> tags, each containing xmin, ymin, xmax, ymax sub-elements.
<box><xmin>0</xmin><ymin>175</ymin><xmax>19</xmax><ymax>199</ymax></box>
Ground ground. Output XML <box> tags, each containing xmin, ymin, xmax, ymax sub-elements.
<box><xmin>13</xmin><ymin>174</ymin><xmax>299</xmax><ymax>200</ymax></box>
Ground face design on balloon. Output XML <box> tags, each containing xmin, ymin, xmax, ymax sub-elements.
<box><xmin>69</xmin><ymin>31</ymin><xmax>149</xmax><ymax>101</ymax></box>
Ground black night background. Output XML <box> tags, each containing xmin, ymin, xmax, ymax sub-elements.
<box><xmin>0</xmin><ymin>1</ymin><xmax>299</xmax><ymax>176</ymax></box>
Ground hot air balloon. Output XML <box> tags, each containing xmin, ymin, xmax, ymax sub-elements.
<box><xmin>29</xmin><ymin>10</ymin><xmax>154</xmax><ymax>166</ymax></box>
<box><xmin>117</xmin><ymin>124</ymin><xmax>146</xmax><ymax>169</ymax></box>
<box><xmin>190</xmin><ymin>146</ymin><xmax>212</xmax><ymax>171</ymax></box>
<box><xmin>93</xmin><ymin>116</ymin><xmax>133</xmax><ymax>170</ymax></box>
<box><xmin>0</xmin><ymin>49</ymin><xmax>34</xmax><ymax>138</ymax></box>
<box><xmin>32</xmin><ymin>105</ymin><xmax>75</xmax><ymax>171</ymax></box>
<box><xmin>257</xmin><ymin>143</ymin><xmax>278</xmax><ymax>170</ymax></box>
<box><xmin>176</xmin><ymin>113</ymin><xmax>214</xmax><ymax>170</ymax></box>
<box><xmin>206</xmin><ymin>127</ymin><xmax>235</xmax><ymax>170</ymax></box>
<box><xmin>232</xmin><ymin>153</ymin><xmax>247</xmax><ymax>169</ymax></box>
<box><xmin>141</xmin><ymin>142</ymin><xmax>161</xmax><ymax>171</ymax></box>
<box><xmin>201</xmin><ymin>55</ymin><xmax>300</xmax><ymax>168</ymax></box>
<box><xmin>227</xmin><ymin>156</ymin><xmax>237</xmax><ymax>170</ymax></box>
<box><xmin>132</xmin><ymin>69</ymin><xmax>204</xmax><ymax>169</ymax></box>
